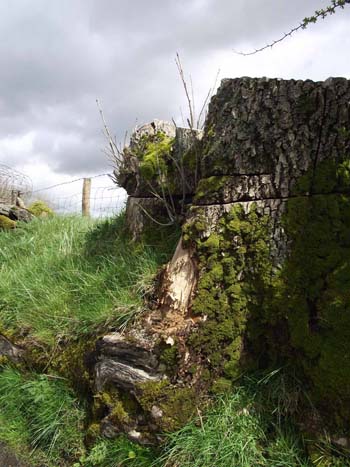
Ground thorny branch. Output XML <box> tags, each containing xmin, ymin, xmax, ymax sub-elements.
<box><xmin>235</xmin><ymin>0</ymin><xmax>350</xmax><ymax>56</ymax></box>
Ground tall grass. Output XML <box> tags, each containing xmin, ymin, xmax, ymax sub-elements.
<box><xmin>78</xmin><ymin>436</ymin><xmax>156</xmax><ymax>467</ymax></box>
<box><xmin>0</xmin><ymin>213</ymin><xmax>178</xmax><ymax>344</ymax></box>
<box><xmin>0</xmin><ymin>367</ymin><xmax>85</xmax><ymax>465</ymax></box>
<box><xmin>157</xmin><ymin>371</ymin><xmax>312</xmax><ymax>467</ymax></box>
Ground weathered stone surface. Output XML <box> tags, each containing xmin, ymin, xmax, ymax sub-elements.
<box><xmin>117</xmin><ymin>120</ymin><xmax>176</xmax><ymax>197</ymax></box>
<box><xmin>0</xmin><ymin>443</ymin><xmax>29</xmax><ymax>467</ymax></box>
<box><xmin>0</xmin><ymin>204</ymin><xmax>12</xmax><ymax>217</ymax></box>
<box><xmin>9</xmin><ymin>207</ymin><xmax>34</xmax><ymax>222</ymax></box>
<box><xmin>202</xmin><ymin>77</ymin><xmax>350</xmax><ymax>197</ymax></box>
<box><xmin>94</xmin><ymin>332</ymin><xmax>161</xmax><ymax>392</ymax></box>
<box><xmin>125</xmin><ymin>197</ymin><xmax>169</xmax><ymax>240</ymax></box>
<box><xmin>0</xmin><ymin>334</ymin><xmax>24</xmax><ymax>362</ymax></box>
<box><xmin>117</xmin><ymin>121</ymin><xmax>202</xmax><ymax>200</ymax></box>
<box><xmin>0</xmin><ymin>204</ymin><xmax>34</xmax><ymax>224</ymax></box>
<box><xmin>194</xmin><ymin>174</ymin><xmax>277</xmax><ymax>204</ymax></box>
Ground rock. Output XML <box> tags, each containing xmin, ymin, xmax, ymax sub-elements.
<box><xmin>0</xmin><ymin>214</ymin><xmax>16</xmax><ymax>230</ymax></box>
<box><xmin>0</xmin><ymin>203</ymin><xmax>34</xmax><ymax>223</ymax></box>
<box><xmin>333</xmin><ymin>437</ymin><xmax>350</xmax><ymax>449</ymax></box>
<box><xmin>117</xmin><ymin>120</ymin><xmax>176</xmax><ymax>197</ymax></box>
<box><xmin>202</xmin><ymin>77</ymin><xmax>350</xmax><ymax>197</ymax></box>
<box><xmin>151</xmin><ymin>405</ymin><xmax>163</xmax><ymax>419</ymax></box>
<box><xmin>95</xmin><ymin>332</ymin><xmax>161</xmax><ymax>392</ymax></box>
<box><xmin>0</xmin><ymin>443</ymin><xmax>29</xmax><ymax>467</ymax></box>
<box><xmin>0</xmin><ymin>204</ymin><xmax>12</xmax><ymax>217</ymax></box>
<box><xmin>125</xmin><ymin>197</ymin><xmax>168</xmax><ymax>241</ymax></box>
<box><xmin>9</xmin><ymin>207</ymin><xmax>34</xmax><ymax>222</ymax></box>
<box><xmin>0</xmin><ymin>334</ymin><xmax>24</xmax><ymax>362</ymax></box>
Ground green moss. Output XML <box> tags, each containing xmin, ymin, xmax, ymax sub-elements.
<box><xmin>185</xmin><ymin>204</ymin><xmax>272</xmax><ymax>381</ymax></box>
<box><xmin>0</xmin><ymin>355</ymin><xmax>10</xmax><ymax>366</ymax></box>
<box><xmin>194</xmin><ymin>176</ymin><xmax>230</xmax><ymax>201</ymax></box>
<box><xmin>0</xmin><ymin>215</ymin><xmax>16</xmax><ymax>230</ymax></box>
<box><xmin>211</xmin><ymin>377</ymin><xmax>233</xmax><ymax>394</ymax></box>
<box><xmin>137</xmin><ymin>132</ymin><xmax>174</xmax><ymax>181</ymax></box>
<box><xmin>28</xmin><ymin>200</ymin><xmax>54</xmax><ymax>217</ymax></box>
<box><xmin>137</xmin><ymin>380</ymin><xmax>197</xmax><ymax>431</ymax></box>
<box><xmin>264</xmin><ymin>156</ymin><xmax>350</xmax><ymax>428</ymax></box>
<box><xmin>160</xmin><ymin>343</ymin><xmax>178</xmax><ymax>370</ymax></box>
<box><xmin>21</xmin><ymin>336</ymin><xmax>96</xmax><ymax>412</ymax></box>
<box><xmin>279</xmin><ymin>192</ymin><xmax>350</xmax><ymax>421</ymax></box>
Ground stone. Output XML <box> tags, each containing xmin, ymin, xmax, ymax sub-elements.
<box><xmin>125</xmin><ymin>197</ymin><xmax>168</xmax><ymax>241</ymax></box>
<box><xmin>95</xmin><ymin>332</ymin><xmax>161</xmax><ymax>392</ymax></box>
<box><xmin>9</xmin><ymin>207</ymin><xmax>34</xmax><ymax>222</ymax></box>
<box><xmin>0</xmin><ymin>334</ymin><xmax>24</xmax><ymax>363</ymax></box>
<box><xmin>0</xmin><ymin>443</ymin><xmax>28</xmax><ymax>467</ymax></box>
<box><xmin>202</xmin><ymin>77</ymin><xmax>350</xmax><ymax>197</ymax></box>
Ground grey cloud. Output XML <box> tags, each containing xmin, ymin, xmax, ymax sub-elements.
<box><xmin>0</xmin><ymin>0</ymin><xmax>348</xmax><ymax>176</ymax></box>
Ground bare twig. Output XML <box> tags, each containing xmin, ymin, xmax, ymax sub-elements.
<box><xmin>175</xmin><ymin>53</ymin><xmax>195</xmax><ymax>128</ymax></box>
<box><xmin>96</xmin><ymin>99</ymin><xmax>123</xmax><ymax>166</ymax></box>
<box><xmin>197</xmin><ymin>68</ymin><xmax>220</xmax><ymax>129</ymax></box>
<box><xmin>235</xmin><ymin>0</ymin><xmax>350</xmax><ymax>56</ymax></box>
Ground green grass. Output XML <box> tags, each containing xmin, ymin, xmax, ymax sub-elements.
<box><xmin>157</xmin><ymin>388</ymin><xmax>310</xmax><ymax>467</ymax></box>
<box><xmin>0</xmin><ymin>213</ymin><xmax>178</xmax><ymax>345</ymax></box>
<box><xmin>0</xmin><ymin>367</ymin><xmax>85</xmax><ymax>466</ymax></box>
<box><xmin>1</xmin><ymin>215</ymin><xmax>349</xmax><ymax>467</ymax></box>
<box><xmin>77</xmin><ymin>436</ymin><xmax>156</xmax><ymax>467</ymax></box>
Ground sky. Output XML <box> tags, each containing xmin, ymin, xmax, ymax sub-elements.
<box><xmin>0</xmin><ymin>0</ymin><xmax>349</xmax><ymax>200</ymax></box>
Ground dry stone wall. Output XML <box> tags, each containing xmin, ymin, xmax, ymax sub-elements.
<box><xmin>100</xmin><ymin>76</ymin><xmax>350</xmax><ymax>443</ymax></box>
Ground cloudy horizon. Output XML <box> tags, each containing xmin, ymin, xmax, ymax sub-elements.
<box><xmin>0</xmin><ymin>0</ymin><xmax>349</xmax><ymax>192</ymax></box>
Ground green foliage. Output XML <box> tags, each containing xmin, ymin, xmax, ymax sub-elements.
<box><xmin>238</xmin><ymin>0</ymin><xmax>350</xmax><ymax>55</ymax></box>
<box><xmin>0</xmin><ymin>213</ymin><xmax>177</xmax><ymax>345</ymax></box>
<box><xmin>77</xmin><ymin>436</ymin><xmax>156</xmax><ymax>467</ymax></box>
<box><xmin>301</xmin><ymin>1</ymin><xmax>349</xmax><ymax>30</ymax></box>
<box><xmin>0</xmin><ymin>367</ymin><xmax>85</xmax><ymax>465</ymax></box>
<box><xmin>28</xmin><ymin>200</ymin><xmax>54</xmax><ymax>217</ymax></box>
<box><xmin>158</xmin><ymin>372</ymin><xmax>311</xmax><ymax>467</ymax></box>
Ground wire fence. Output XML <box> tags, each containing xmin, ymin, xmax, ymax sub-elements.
<box><xmin>0</xmin><ymin>163</ymin><xmax>127</xmax><ymax>218</ymax></box>
<box><xmin>28</xmin><ymin>174</ymin><xmax>127</xmax><ymax>218</ymax></box>
<box><xmin>0</xmin><ymin>163</ymin><xmax>33</xmax><ymax>205</ymax></box>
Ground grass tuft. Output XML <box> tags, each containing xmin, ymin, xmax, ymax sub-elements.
<box><xmin>0</xmin><ymin>212</ymin><xmax>178</xmax><ymax>344</ymax></box>
<box><xmin>0</xmin><ymin>367</ymin><xmax>85</xmax><ymax>465</ymax></box>
<box><xmin>157</xmin><ymin>370</ymin><xmax>312</xmax><ymax>467</ymax></box>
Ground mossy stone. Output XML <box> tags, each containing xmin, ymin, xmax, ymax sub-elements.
<box><xmin>0</xmin><ymin>215</ymin><xmax>16</xmax><ymax>230</ymax></box>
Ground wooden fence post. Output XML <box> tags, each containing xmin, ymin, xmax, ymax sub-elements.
<box><xmin>11</xmin><ymin>190</ymin><xmax>17</xmax><ymax>205</ymax></box>
<box><xmin>82</xmin><ymin>178</ymin><xmax>91</xmax><ymax>217</ymax></box>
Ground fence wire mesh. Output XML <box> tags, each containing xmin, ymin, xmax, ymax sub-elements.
<box><xmin>0</xmin><ymin>163</ymin><xmax>33</xmax><ymax>204</ymax></box>
<box><xmin>28</xmin><ymin>174</ymin><xmax>126</xmax><ymax>218</ymax></box>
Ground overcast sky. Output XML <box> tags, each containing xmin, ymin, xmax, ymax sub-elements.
<box><xmin>0</xmin><ymin>0</ymin><xmax>349</xmax><ymax>193</ymax></box>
